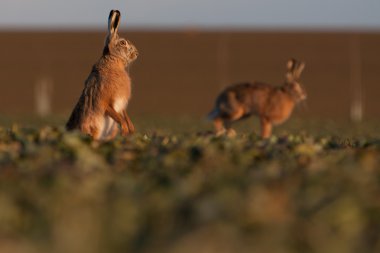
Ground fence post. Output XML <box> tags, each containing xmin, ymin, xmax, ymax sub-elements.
<box><xmin>349</xmin><ymin>34</ymin><xmax>363</xmax><ymax>122</ymax></box>
<box><xmin>35</xmin><ymin>76</ymin><xmax>53</xmax><ymax>117</ymax></box>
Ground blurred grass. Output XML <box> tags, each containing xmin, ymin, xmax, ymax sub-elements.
<box><xmin>2</xmin><ymin>114</ymin><xmax>380</xmax><ymax>137</ymax></box>
<box><xmin>0</xmin><ymin>116</ymin><xmax>380</xmax><ymax>253</ymax></box>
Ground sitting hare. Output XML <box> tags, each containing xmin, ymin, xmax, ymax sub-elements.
<box><xmin>208</xmin><ymin>59</ymin><xmax>306</xmax><ymax>138</ymax></box>
<box><xmin>66</xmin><ymin>10</ymin><xmax>138</xmax><ymax>140</ymax></box>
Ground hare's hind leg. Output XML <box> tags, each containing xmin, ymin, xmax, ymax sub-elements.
<box><xmin>260</xmin><ymin>118</ymin><xmax>272</xmax><ymax>139</ymax></box>
<box><xmin>122</xmin><ymin>110</ymin><xmax>135</xmax><ymax>134</ymax></box>
<box><xmin>213</xmin><ymin>117</ymin><xmax>226</xmax><ymax>136</ymax></box>
<box><xmin>213</xmin><ymin>118</ymin><xmax>236</xmax><ymax>137</ymax></box>
<box><xmin>88</xmin><ymin>125</ymin><xmax>101</xmax><ymax>140</ymax></box>
<box><xmin>219</xmin><ymin>105</ymin><xmax>244</xmax><ymax>137</ymax></box>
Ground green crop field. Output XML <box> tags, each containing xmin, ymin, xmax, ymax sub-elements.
<box><xmin>0</xmin><ymin>117</ymin><xmax>380</xmax><ymax>253</ymax></box>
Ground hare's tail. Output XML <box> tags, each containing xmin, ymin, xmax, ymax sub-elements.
<box><xmin>207</xmin><ymin>107</ymin><xmax>220</xmax><ymax>120</ymax></box>
<box><xmin>207</xmin><ymin>102</ymin><xmax>236</xmax><ymax>120</ymax></box>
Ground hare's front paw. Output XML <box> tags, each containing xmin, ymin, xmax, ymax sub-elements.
<box><xmin>215</xmin><ymin>128</ymin><xmax>236</xmax><ymax>138</ymax></box>
<box><xmin>215</xmin><ymin>129</ymin><xmax>226</xmax><ymax>137</ymax></box>
<box><xmin>226</xmin><ymin>129</ymin><xmax>237</xmax><ymax>138</ymax></box>
<box><xmin>127</xmin><ymin>123</ymin><xmax>135</xmax><ymax>134</ymax></box>
<box><xmin>121</xmin><ymin>124</ymin><xmax>130</xmax><ymax>136</ymax></box>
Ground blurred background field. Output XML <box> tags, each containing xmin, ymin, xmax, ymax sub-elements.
<box><xmin>0</xmin><ymin>31</ymin><xmax>380</xmax><ymax>120</ymax></box>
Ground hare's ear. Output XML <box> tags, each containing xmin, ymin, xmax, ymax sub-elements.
<box><xmin>286</xmin><ymin>58</ymin><xmax>296</xmax><ymax>71</ymax></box>
<box><xmin>295</xmin><ymin>61</ymin><xmax>305</xmax><ymax>78</ymax></box>
<box><xmin>285</xmin><ymin>58</ymin><xmax>296</xmax><ymax>82</ymax></box>
<box><xmin>108</xmin><ymin>10</ymin><xmax>121</xmax><ymax>38</ymax></box>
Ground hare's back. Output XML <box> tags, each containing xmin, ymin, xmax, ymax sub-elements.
<box><xmin>221</xmin><ymin>82</ymin><xmax>273</xmax><ymax>106</ymax></box>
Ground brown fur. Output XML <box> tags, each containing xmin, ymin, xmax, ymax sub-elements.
<box><xmin>208</xmin><ymin>59</ymin><xmax>306</xmax><ymax>138</ymax></box>
<box><xmin>66</xmin><ymin>10</ymin><xmax>138</xmax><ymax>140</ymax></box>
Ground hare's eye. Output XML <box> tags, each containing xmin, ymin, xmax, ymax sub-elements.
<box><xmin>119</xmin><ymin>40</ymin><xmax>127</xmax><ymax>46</ymax></box>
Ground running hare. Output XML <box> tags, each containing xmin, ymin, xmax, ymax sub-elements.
<box><xmin>66</xmin><ymin>10</ymin><xmax>138</xmax><ymax>140</ymax></box>
<box><xmin>208</xmin><ymin>59</ymin><xmax>306</xmax><ymax>138</ymax></box>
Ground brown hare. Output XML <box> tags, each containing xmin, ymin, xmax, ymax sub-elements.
<box><xmin>66</xmin><ymin>10</ymin><xmax>138</xmax><ymax>140</ymax></box>
<box><xmin>208</xmin><ymin>58</ymin><xmax>306</xmax><ymax>138</ymax></box>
